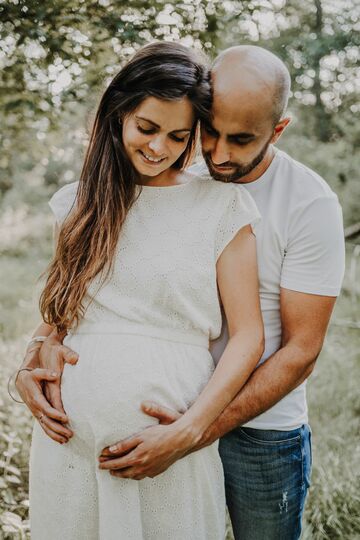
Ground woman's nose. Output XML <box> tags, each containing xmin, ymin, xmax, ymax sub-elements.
<box><xmin>148</xmin><ymin>135</ymin><xmax>166</xmax><ymax>155</ymax></box>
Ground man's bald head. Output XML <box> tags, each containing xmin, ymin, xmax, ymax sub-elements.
<box><xmin>212</xmin><ymin>45</ymin><xmax>291</xmax><ymax>125</ymax></box>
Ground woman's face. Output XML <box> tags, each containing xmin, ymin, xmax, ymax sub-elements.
<box><xmin>122</xmin><ymin>96</ymin><xmax>195</xmax><ymax>179</ymax></box>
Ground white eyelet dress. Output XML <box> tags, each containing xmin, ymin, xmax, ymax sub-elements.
<box><xmin>29</xmin><ymin>175</ymin><xmax>260</xmax><ymax>540</ymax></box>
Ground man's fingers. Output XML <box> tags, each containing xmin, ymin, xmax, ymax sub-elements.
<box><xmin>99</xmin><ymin>450</ymin><xmax>141</xmax><ymax>470</ymax></box>
<box><xmin>61</xmin><ymin>346</ymin><xmax>79</xmax><ymax>365</ymax></box>
<box><xmin>109</xmin><ymin>468</ymin><xmax>140</xmax><ymax>479</ymax></box>
<box><xmin>110</xmin><ymin>468</ymin><xmax>146</xmax><ymax>480</ymax></box>
<box><xmin>141</xmin><ymin>401</ymin><xmax>181</xmax><ymax>424</ymax></box>
<box><xmin>32</xmin><ymin>368</ymin><xmax>60</xmax><ymax>382</ymax></box>
<box><xmin>32</xmin><ymin>370</ymin><xmax>68</xmax><ymax>420</ymax></box>
<box><xmin>99</xmin><ymin>436</ymin><xmax>142</xmax><ymax>459</ymax></box>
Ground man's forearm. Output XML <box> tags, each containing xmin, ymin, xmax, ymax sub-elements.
<box><xmin>207</xmin><ymin>342</ymin><xmax>315</xmax><ymax>440</ymax></box>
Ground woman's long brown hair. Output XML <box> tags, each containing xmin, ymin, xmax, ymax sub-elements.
<box><xmin>40</xmin><ymin>42</ymin><xmax>211</xmax><ymax>331</ymax></box>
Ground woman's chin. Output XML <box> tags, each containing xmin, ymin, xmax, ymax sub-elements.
<box><xmin>133</xmin><ymin>159</ymin><xmax>170</xmax><ymax>178</ymax></box>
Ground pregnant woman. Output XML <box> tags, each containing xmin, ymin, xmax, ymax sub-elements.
<box><xmin>21</xmin><ymin>42</ymin><xmax>264</xmax><ymax>539</ymax></box>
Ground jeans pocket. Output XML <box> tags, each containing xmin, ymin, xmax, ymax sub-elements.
<box><xmin>239</xmin><ymin>426</ymin><xmax>302</xmax><ymax>446</ymax></box>
<box><xmin>301</xmin><ymin>425</ymin><xmax>312</xmax><ymax>490</ymax></box>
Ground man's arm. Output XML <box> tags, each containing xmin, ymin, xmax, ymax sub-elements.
<box><xmin>108</xmin><ymin>288</ymin><xmax>337</xmax><ymax>460</ymax></box>
<box><xmin>195</xmin><ymin>288</ymin><xmax>337</xmax><ymax>445</ymax></box>
<box><xmin>99</xmin><ymin>289</ymin><xmax>336</xmax><ymax>476</ymax></box>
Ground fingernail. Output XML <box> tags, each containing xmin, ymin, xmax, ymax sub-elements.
<box><xmin>109</xmin><ymin>445</ymin><xmax>117</xmax><ymax>452</ymax></box>
<box><xmin>51</xmin><ymin>371</ymin><xmax>58</xmax><ymax>377</ymax></box>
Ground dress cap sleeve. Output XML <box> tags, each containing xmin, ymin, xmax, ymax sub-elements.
<box><xmin>48</xmin><ymin>181</ymin><xmax>79</xmax><ymax>225</ymax></box>
<box><xmin>215</xmin><ymin>184</ymin><xmax>261</xmax><ymax>260</ymax></box>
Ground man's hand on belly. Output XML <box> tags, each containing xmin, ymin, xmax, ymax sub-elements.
<box><xmin>98</xmin><ymin>401</ymin><xmax>220</xmax><ymax>480</ymax></box>
<box><xmin>139</xmin><ymin>401</ymin><xmax>222</xmax><ymax>451</ymax></box>
<box><xmin>97</xmin><ymin>402</ymin><xmax>197</xmax><ymax>480</ymax></box>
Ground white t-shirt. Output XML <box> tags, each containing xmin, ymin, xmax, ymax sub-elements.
<box><xmin>189</xmin><ymin>149</ymin><xmax>345</xmax><ymax>430</ymax></box>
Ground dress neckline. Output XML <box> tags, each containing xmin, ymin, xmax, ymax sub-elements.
<box><xmin>137</xmin><ymin>173</ymin><xmax>198</xmax><ymax>190</ymax></box>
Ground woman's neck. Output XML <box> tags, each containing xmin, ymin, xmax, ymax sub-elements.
<box><xmin>137</xmin><ymin>168</ymin><xmax>190</xmax><ymax>187</ymax></box>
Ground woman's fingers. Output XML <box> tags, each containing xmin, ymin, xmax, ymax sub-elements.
<box><xmin>16</xmin><ymin>368</ymin><xmax>59</xmax><ymax>413</ymax></box>
<box><xmin>141</xmin><ymin>400</ymin><xmax>182</xmax><ymax>424</ymax></box>
<box><xmin>24</xmin><ymin>369</ymin><xmax>69</xmax><ymax>422</ymax></box>
<box><xmin>39</xmin><ymin>414</ymin><xmax>73</xmax><ymax>439</ymax></box>
<box><xmin>32</xmin><ymin>393</ymin><xmax>69</xmax><ymax>423</ymax></box>
<box><xmin>37</xmin><ymin>417</ymin><xmax>69</xmax><ymax>444</ymax></box>
<box><xmin>45</xmin><ymin>381</ymin><xmax>66</xmax><ymax>415</ymax></box>
<box><xmin>16</xmin><ymin>367</ymin><xmax>72</xmax><ymax>444</ymax></box>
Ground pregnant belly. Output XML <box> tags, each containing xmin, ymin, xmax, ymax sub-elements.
<box><xmin>60</xmin><ymin>333</ymin><xmax>214</xmax><ymax>451</ymax></box>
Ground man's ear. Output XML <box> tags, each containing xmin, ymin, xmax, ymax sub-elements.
<box><xmin>271</xmin><ymin>117</ymin><xmax>291</xmax><ymax>144</ymax></box>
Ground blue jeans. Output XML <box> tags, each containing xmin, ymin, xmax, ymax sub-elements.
<box><xmin>219</xmin><ymin>424</ymin><xmax>312</xmax><ymax>540</ymax></box>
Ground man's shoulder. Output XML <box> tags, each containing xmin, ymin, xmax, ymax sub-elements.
<box><xmin>275</xmin><ymin>150</ymin><xmax>336</xmax><ymax>201</ymax></box>
<box><xmin>187</xmin><ymin>160</ymin><xmax>210</xmax><ymax>179</ymax></box>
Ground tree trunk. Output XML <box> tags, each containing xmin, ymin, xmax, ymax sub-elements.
<box><xmin>313</xmin><ymin>0</ymin><xmax>331</xmax><ymax>141</ymax></box>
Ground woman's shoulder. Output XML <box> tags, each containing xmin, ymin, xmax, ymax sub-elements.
<box><xmin>49</xmin><ymin>181</ymin><xmax>79</xmax><ymax>224</ymax></box>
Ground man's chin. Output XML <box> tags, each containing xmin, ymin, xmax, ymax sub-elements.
<box><xmin>206</xmin><ymin>164</ymin><xmax>241</xmax><ymax>183</ymax></box>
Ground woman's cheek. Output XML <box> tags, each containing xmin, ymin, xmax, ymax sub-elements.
<box><xmin>172</xmin><ymin>141</ymin><xmax>188</xmax><ymax>160</ymax></box>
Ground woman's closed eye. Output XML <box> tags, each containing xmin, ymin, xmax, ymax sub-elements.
<box><xmin>137</xmin><ymin>124</ymin><xmax>187</xmax><ymax>143</ymax></box>
<box><xmin>169</xmin><ymin>134</ymin><xmax>187</xmax><ymax>143</ymax></box>
<box><xmin>137</xmin><ymin>125</ymin><xmax>156</xmax><ymax>135</ymax></box>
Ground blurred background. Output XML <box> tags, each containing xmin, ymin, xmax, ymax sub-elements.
<box><xmin>0</xmin><ymin>1</ymin><xmax>359</xmax><ymax>538</ymax></box>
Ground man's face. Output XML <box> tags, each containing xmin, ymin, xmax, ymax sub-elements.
<box><xmin>201</xmin><ymin>92</ymin><xmax>276</xmax><ymax>183</ymax></box>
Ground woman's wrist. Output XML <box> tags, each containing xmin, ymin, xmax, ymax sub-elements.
<box><xmin>22</xmin><ymin>346</ymin><xmax>41</xmax><ymax>370</ymax></box>
<box><xmin>171</xmin><ymin>416</ymin><xmax>204</xmax><ymax>449</ymax></box>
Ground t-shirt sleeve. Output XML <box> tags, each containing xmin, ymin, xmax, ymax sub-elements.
<box><xmin>280</xmin><ymin>195</ymin><xmax>345</xmax><ymax>296</ymax></box>
<box><xmin>215</xmin><ymin>185</ymin><xmax>261</xmax><ymax>260</ymax></box>
<box><xmin>48</xmin><ymin>181</ymin><xmax>79</xmax><ymax>225</ymax></box>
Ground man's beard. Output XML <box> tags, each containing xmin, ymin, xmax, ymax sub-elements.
<box><xmin>203</xmin><ymin>138</ymin><xmax>271</xmax><ymax>183</ymax></box>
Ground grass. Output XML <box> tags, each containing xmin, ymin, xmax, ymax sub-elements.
<box><xmin>0</xmin><ymin>205</ymin><xmax>359</xmax><ymax>539</ymax></box>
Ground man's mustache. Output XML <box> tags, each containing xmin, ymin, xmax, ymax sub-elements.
<box><xmin>204</xmin><ymin>154</ymin><xmax>239</xmax><ymax>169</ymax></box>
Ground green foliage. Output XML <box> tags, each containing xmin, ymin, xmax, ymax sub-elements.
<box><xmin>1</xmin><ymin>0</ymin><xmax>359</xmax><ymax>195</ymax></box>
<box><xmin>278</xmin><ymin>112</ymin><xmax>360</xmax><ymax>226</ymax></box>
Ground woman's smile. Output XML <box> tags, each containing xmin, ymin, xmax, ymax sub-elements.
<box><xmin>138</xmin><ymin>149</ymin><xmax>167</xmax><ymax>165</ymax></box>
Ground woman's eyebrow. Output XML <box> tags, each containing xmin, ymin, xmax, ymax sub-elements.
<box><xmin>136</xmin><ymin>116</ymin><xmax>191</xmax><ymax>133</ymax></box>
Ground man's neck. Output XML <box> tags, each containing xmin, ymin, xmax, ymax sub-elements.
<box><xmin>235</xmin><ymin>145</ymin><xmax>275</xmax><ymax>185</ymax></box>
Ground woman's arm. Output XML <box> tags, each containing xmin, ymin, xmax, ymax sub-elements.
<box><xmin>14</xmin><ymin>321</ymin><xmax>74</xmax><ymax>443</ymax></box>
<box><xmin>18</xmin><ymin>321</ymin><xmax>54</xmax><ymax>370</ymax></box>
<box><xmin>14</xmin><ymin>223</ymin><xmax>77</xmax><ymax>443</ymax></box>
<box><xmin>99</xmin><ymin>224</ymin><xmax>264</xmax><ymax>479</ymax></box>
<box><xmin>169</xmin><ymin>224</ymin><xmax>264</xmax><ymax>439</ymax></box>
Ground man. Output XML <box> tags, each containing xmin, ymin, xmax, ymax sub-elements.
<box><xmin>17</xmin><ymin>46</ymin><xmax>345</xmax><ymax>539</ymax></box>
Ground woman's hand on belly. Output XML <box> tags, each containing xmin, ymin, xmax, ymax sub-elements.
<box><xmin>98</xmin><ymin>416</ymin><xmax>200</xmax><ymax>481</ymax></box>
